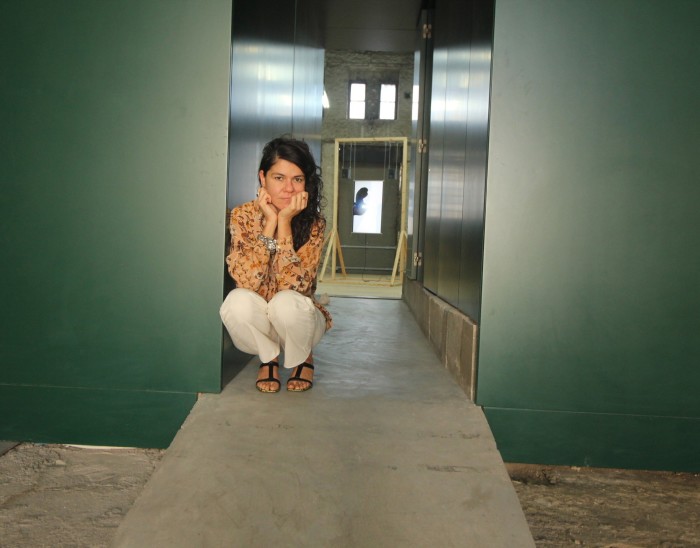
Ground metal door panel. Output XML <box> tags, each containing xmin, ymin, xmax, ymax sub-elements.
<box><xmin>458</xmin><ymin>0</ymin><xmax>494</xmax><ymax>321</ymax></box>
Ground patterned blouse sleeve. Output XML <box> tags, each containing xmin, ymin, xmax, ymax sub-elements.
<box><xmin>274</xmin><ymin>219</ymin><xmax>326</xmax><ymax>295</ymax></box>
<box><xmin>226</xmin><ymin>206</ymin><xmax>272</xmax><ymax>292</ymax></box>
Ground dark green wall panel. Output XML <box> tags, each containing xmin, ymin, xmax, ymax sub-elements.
<box><xmin>478</xmin><ymin>0</ymin><xmax>700</xmax><ymax>469</ymax></box>
<box><xmin>484</xmin><ymin>408</ymin><xmax>700</xmax><ymax>473</ymax></box>
<box><xmin>1</xmin><ymin>1</ymin><xmax>232</xmax><ymax>445</ymax></box>
<box><xmin>0</xmin><ymin>386</ymin><xmax>196</xmax><ymax>449</ymax></box>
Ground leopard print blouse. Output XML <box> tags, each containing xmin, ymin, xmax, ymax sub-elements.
<box><xmin>225</xmin><ymin>200</ymin><xmax>332</xmax><ymax>330</ymax></box>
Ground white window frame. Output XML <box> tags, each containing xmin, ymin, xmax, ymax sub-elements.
<box><xmin>348</xmin><ymin>82</ymin><xmax>366</xmax><ymax>120</ymax></box>
<box><xmin>379</xmin><ymin>83</ymin><xmax>397</xmax><ymax>120</ymax></box>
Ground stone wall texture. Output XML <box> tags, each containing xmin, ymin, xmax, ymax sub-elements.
<box><xmin>403</xmin><ymin>277</ymin><xmax>478</xmax><ymax>401</ymax></box>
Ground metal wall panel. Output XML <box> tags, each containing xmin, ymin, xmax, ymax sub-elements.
<box><xmin>291</xmin><ymin>0</ymin><xmax>325</xmax><ymax>163</ymax></box>
<box><xmin>228</xmin><ymin>1</ymin><xmax>295</xmax><ymax>206</ymax></box>
<box><xmin>422</xmin><ymin>38</ymin><xmax>446</xmax><ymax>291</ymax></box>
<box><xmin>458</xmin><ymin>1</ymin><xmax>493</xmax><ymax>320</ymax></box>
<box><xmin>424</xmin><ymin>0</ymin><xmax>494</xmax><ymax>321</ymax></box>
<box><xmin>224</xmin><ymin>0</ymin><xmax>324</xmax><ymax>377</ymax></box>
<box><xmin>408</xmin><ymin>9</ymin><xmax>434</xmax><ymax>281</ymax></box>
<box><xmin>227</xmin><ymin>0</ymin><xmax>324</xmax><ymax>208</ymax></box>
<box><xmin>437</xmin><ymin>0</ymin><xmax>471</xmax><ymax>307</ymax></box>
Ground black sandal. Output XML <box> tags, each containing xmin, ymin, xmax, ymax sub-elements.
<box><xmin>256</xmin><ymin>362</ymin><xmax>280</xmax><ymax>393</ymax></box>
<box><xmin>287</xmin><ymin>363</ymin><xmax>314</xmax><ymax>392</ymax></box>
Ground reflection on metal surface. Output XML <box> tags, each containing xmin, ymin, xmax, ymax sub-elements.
<box><xmin>227</xmin><ymin>1</ymin><xmax>324</xmax><ymax>208</ymax></box>
<box><xmin>408</xmin><ymin>8</ymin><xmax>434</xmax><ymax>283</ymax></box>
<box><xmin>423</xmin><ymin>0</ymin><xmax>494</xmax><ymax>322</ymax></box>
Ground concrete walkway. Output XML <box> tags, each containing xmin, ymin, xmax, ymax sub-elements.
<box><xmin>112</xmin><ymin>298</ymin><xmax>535</xmax><ymax>547</ymax></box>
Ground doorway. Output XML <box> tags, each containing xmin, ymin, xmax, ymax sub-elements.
<box><xmin>223</xmin><ymin>0</ymin><xmax>432</xmax><ymax>381</ymax></box>
<box><xmin>319</xmin><ymin>138</ymin><xmax>408</xmax><ymax>297</ymax></box>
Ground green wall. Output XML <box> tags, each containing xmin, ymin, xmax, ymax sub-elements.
<box><xmin>0</xmin><ymin>0</ymin><xmax>232</xmax><ymax>447</ymax></box>
<box><xmin>478</xmin><ymin>0</ymin><xmax>700</xmax><ymax>471</ymax></box>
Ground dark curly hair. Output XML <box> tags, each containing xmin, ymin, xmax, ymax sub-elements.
<box><xmin>258</xmin><ymin>136</ymin><xmax>325</xmax><ymax>251</ymax></box>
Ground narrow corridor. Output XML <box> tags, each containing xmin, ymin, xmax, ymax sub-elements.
<box><xmin>112</xmin><ymin>298</ymin><xmax>534</xmax><ymax>547</ymax></box>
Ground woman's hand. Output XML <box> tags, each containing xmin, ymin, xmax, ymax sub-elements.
<box><xmin>278</xmin><ymin>191</ymin><xmax>309</xmax><ymax>221</ymax></box>
<box><xmin>257</xmin><ymin>187</ymin><xmax>279</xmax><ymax>223</ymax></box>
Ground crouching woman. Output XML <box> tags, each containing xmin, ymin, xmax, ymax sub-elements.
<box><xmin>220</xmin><ymin>136</ymin><xmax>332</xmax><ymax>393</ymax></box>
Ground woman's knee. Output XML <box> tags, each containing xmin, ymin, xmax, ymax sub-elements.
<box><xmin>268</xmin><ymin>290</ymin><xmax>316</xmax><ymax>323</ymax></box>
<box><xmin>220</xmin><ymin>288</ymin><xmax>265</xmax><ymax>326</ymax></box>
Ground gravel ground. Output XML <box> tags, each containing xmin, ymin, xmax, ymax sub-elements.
<box><xmin>507</xmin><ymin>463</ymin><xmax>700</xmax><ymax>547</ymax></box>
<box><xmin>0</xmin><ymin>443</ymin><xmax>163</xmax><ymax>548</ymax></box>
<box><xmin>0</xmin><ymin>443</ymin><xmax>698</xmax><ymax>547</ymax></box>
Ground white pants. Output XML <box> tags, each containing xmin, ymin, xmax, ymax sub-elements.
<box><xmin>220</xmin><ymin>288</ymin><xmax>326</xmax><ymax>369</ymax></box>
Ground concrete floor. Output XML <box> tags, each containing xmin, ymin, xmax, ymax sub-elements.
<box><xmin>112</xmin><ymin>298</ymin><xmax>535</xmax><ymax>547</ymax></box>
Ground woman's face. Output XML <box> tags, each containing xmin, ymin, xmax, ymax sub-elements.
<box><xmin>259</xmin><ymin>158</ymin><xmax>306</xmax><ymax>211</ymax></box>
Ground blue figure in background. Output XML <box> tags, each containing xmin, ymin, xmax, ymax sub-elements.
<box><xmin>353</xmin><ymin>187</ymin><xmax>368</xmax><ymax>216</ymax></box>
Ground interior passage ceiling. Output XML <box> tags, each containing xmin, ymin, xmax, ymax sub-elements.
<box><xmin>323</xmin><ymin>0</ymin><xmax>424</xmax><ymax>52</ymax></box>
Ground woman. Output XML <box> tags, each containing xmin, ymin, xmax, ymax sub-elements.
<box><xmin>220</xmin><ymin>136</ymin><xmax>331</xmax><ymax>393</ymax></box>
<box><xmin>353</xmin><ymin>187</ymin><xmax>369</xmax><ymax>216</ymax></box>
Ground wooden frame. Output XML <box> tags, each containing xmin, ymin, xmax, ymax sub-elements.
<box><xmin>320</xmin><ymin>137</ymin><xmax>409</xmax><ymax>286</ymax></box>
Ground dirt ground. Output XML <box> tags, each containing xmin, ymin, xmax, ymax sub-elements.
<box><xmin>0</xmin><ymin>443</ymin><xmax>698</xmax><ymax>547</ymax></box>
<box><xmin>507</xmin><ymin>463</ymin><xmax>700</xmax><ymax>547</ymax></box>
<box><xmin>0</xmin><ymin>443</ymin><xmax>163</xmax><ymax>548</ymax></box>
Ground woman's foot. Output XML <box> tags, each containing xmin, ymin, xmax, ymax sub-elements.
<box><xmin>287</xmin><ymin>362</ymin><xmax>314</xmax><ymax>392</ymax></box>
<box><xmin>256</xmin><ymin>361</ymin><xmax>280</xmax><ymax>393</ymax></box>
